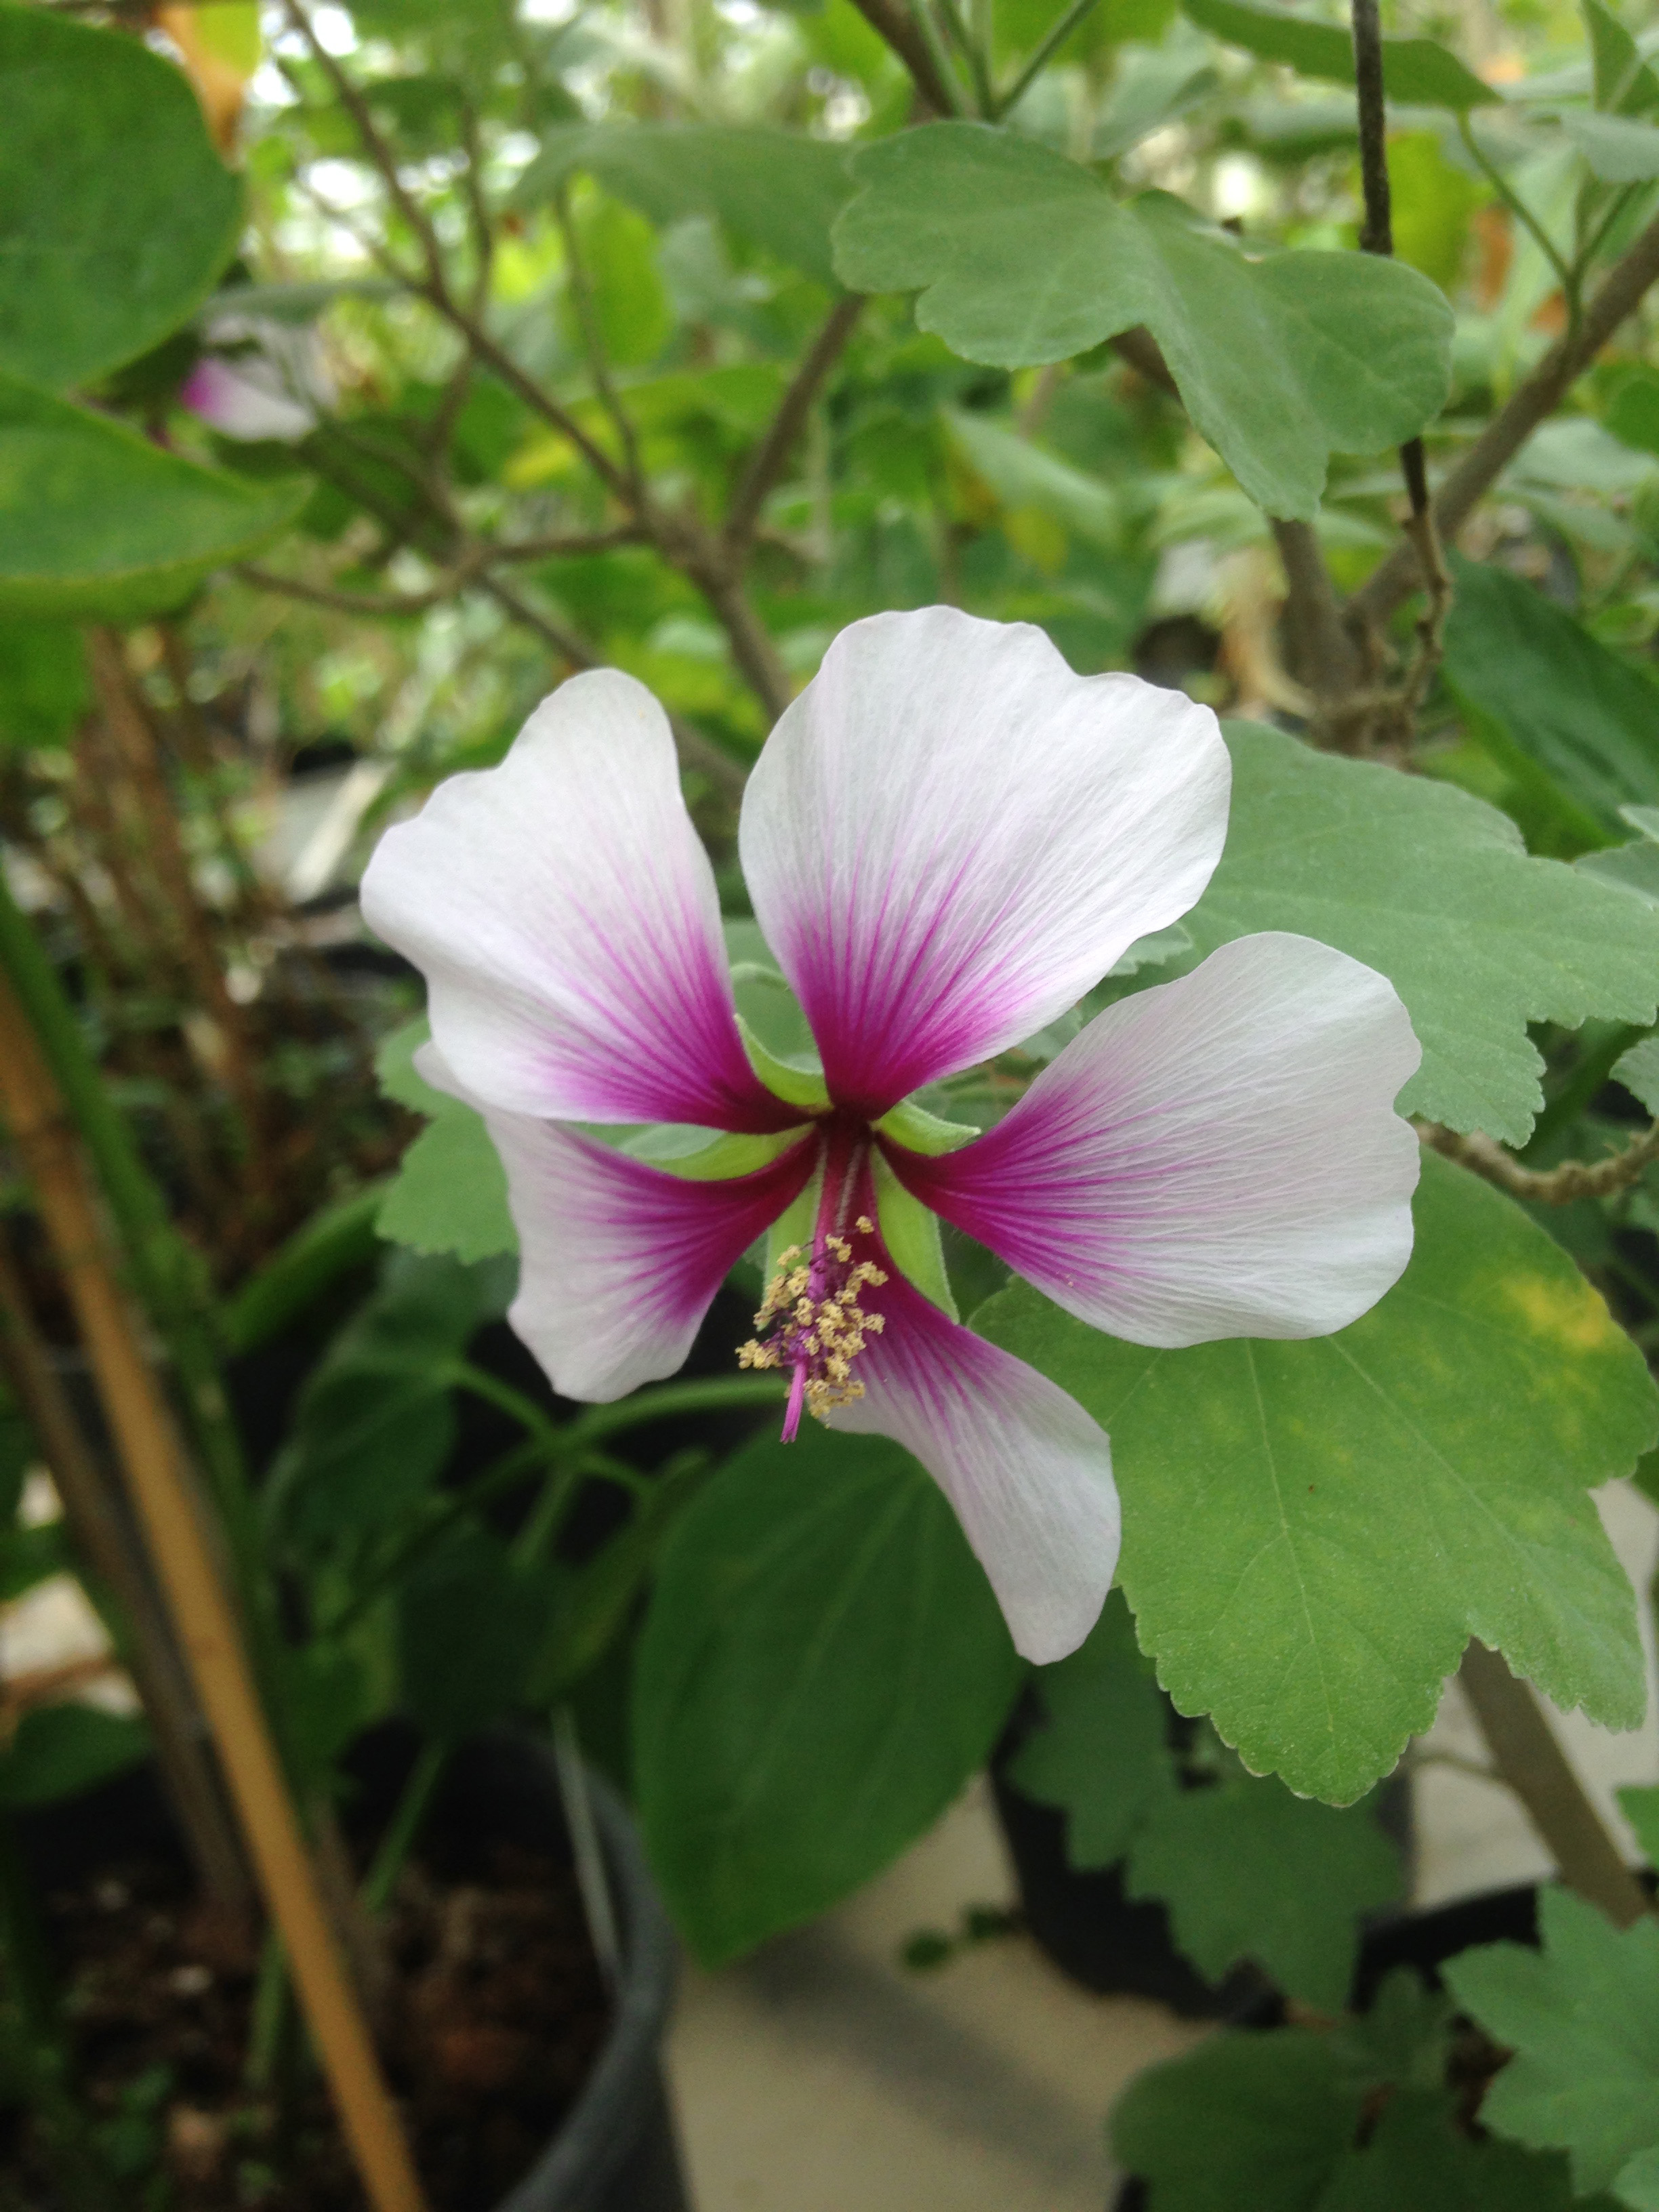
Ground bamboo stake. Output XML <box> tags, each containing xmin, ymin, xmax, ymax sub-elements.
<box><xmin>0</xmin><ymin>969</ymin><xmax>430</xmax><ymax>2212</ymax></box>
<box><xmin>0</xmin><ymin>1229</ymin><xmax>251</xmax><ymax>1911</ymax></box>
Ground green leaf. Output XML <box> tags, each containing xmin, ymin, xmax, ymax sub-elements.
<box><xmin>943</xmin><ymin>407</ymin><xmax>1123</xmax><ymax>548</ymax></box>
<box><xmin>517</xmin><ymin>124</ymin><xmax>853</xmax><ymax>287</ymax></box>
<box><xmin>832</xmin><ymin>127</ymin><xmax>1454</xmax><ymax>520</ymax></box>
<box><xmin>398</xmin><ymin>1528</ymin><xmax>552</xmax><ymax>1742</ymax></box>
<box><xmin>0</xmin><ymin>373</ymin><xmax>306</xmax><ymax>622</ymax></box>
<box><xmin>1115</xmin><ymin>2003</ymin><xmax>1600</xmax><ymax>2211</ymax></box>
<box><xmin>0</xmin><ymin>2</ymin><xmax>241</xmax><ymax>390</ymax></box>
<box><xmin>1606</xmin><ymin>367</ymin><xmax>1659</xmax><ymax>457</ymax></box>
<box><xmin>976</xmin><ymin>1150</ymin><xmax>1653</xmax><ymax>1803</ymax></box>
<box><xmin>1181</xmin><ymin>0</ymin><xmax>1498</xmax><ymax>108</ymax></box>
<box><xmin>0</xmin><ymin>623</ymin><xmax>87</xmax><ymax>750</ymax></box>
<box><xmin>1614</xmin><ymin>1039</ymin><xmax>1659</xmax><ymax>1113</ymax></box>
<box><xmin>268</xmin><ymin>1250</ymin><xmax>508</xmax><ymax>1544</ymax></box>
<box><xmin>373</xmin><ymin>1019</ymin><xmax>515</xmax><ymax>1264</ymax></box>
<box><xmin>1184</xmin><ymin>724</ymin><xmax>1659</xmax><ymax>1143</ymax></box>
<box><xmin>1006</xmin><ymin>1591</ymin><xmax>1173</xmax><ymax>1867</ymax></box>
<box><xmin>1446</xmin><ymin>1887</ymin><xmax>1659</xmax><ymax>2207</ymax></box>
<box><xmin>565</xmin><ymin>194</ymin><xmax>672</xmax><ymax>369</ymax></box>
<box><xmin>1127</xmin><ymin>1784</ymin><xmax>1399</xmax><ymax>2009</ymax></box>
<box><xmin>1557</xmin><ymin>108</ymin><xmax>1659</xmax><ymax>180</ymax></box>
<box><xmin>1440</xmin><ymin>557</ymin><xmax>1659</xmax><ymax>844</ymax></box>
<box><xmin>1113</xmin><ymin>2029</ymin><xmax>1368</xmax><ymax>2212</ymax></box>
<box><xmin>1620</xmin><ymin>1783</ymin><xmax>1659</xmax><ymax>1868</ymax></box>
<box><xmin>1586</xmin><ymin>0</ymin><xmax>1659</xmax><ymax>117</ymax></box>
<box><xmin>0</xmin><ymin>1520</ymin><xmax>73</xmax><ymax>1605</ymax></box>
<box><xmin>0</xmin><ymin>1704</ymin><xmax>150</xmax><ymax>1807</ymax></box>
<box><xmin>1315</xmin><ymin>2089</ymin><xmax>1597</xmax><ymax>2212</ymax></box>
<box><xmin>632</xmin><ymin>1420</ymin><xmax>1021</xmax><ymax>1963</ymax></box>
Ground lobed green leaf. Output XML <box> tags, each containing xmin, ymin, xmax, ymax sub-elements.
<box><xmin>832</xmin><ymin>125</ymin><xmax>1454</xmax><ymax>519</ymax></box>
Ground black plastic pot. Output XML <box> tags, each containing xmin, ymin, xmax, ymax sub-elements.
<box><xmin>468</xmin><ymin>1735</ymin><xmax>689</xmax><ymax>2212</ymax></box>
<box><xmin>15</xmin><ymin>1727</ymin><xmax>691</xmax><ymax>2212</ymax></box>
<box><xmin>1110</xmin><ymin>1880</ymin><xmax>1543</xmax><ymax>2211</ymax></box>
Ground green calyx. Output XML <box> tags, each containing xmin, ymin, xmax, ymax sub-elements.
<box><xmin>622</xmin><ymin>1122</ymin><xmax>811</xmax><ymax>1181</ymax></box>
<box><xmin>737</xmin><ymin>1014</ymin><xmax>831</xmax><ymax>1113</ymax></box>
<box><xmin>873</xmin><ymin>1096</ymin><xmax>981</xmax><ymax>1156</ymax></box>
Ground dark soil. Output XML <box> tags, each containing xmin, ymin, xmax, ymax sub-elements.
<box><xmin>2</xmin><ymin>1828</ymin><xmax>611</xmax><ymax>2211</ymax></box>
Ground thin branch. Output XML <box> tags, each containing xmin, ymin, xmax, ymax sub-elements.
<box><xmin>1459</xmin><ymin>1641</ymin><xmax>1652</xmax><ymax>1929</ymax></box>
<box><xmin>846</xmin><ymin>0</ymin><xmax>960</xmax><ymax>112</ymax></box>
<box><xmin>1271</xmin><ymin>518</ymin><xmax>1366</xmax><ymax>701</ymax></box>
<box><xmin>1420</xmin><ymin>1117</ymin><xmax>1659</xmax><ymax>1203</ymax></box>
<box><xmin>1349</xmin><ymin>0</ymin><xmax>1450</xmax><ymax>719</ymax></box>
<box><xmin>0</xmin><ymin>1229</ymin><xmax>251</xmax><ymax>1912</ymax></box>
<box><xmin>994</xmin><ymin>0</ymin><xmax>1102</xmax><ymax>117</ymax></box>
<box><xmin>279</xmin><ymin>3</ymin><xmax>446</xmax><ymax>283</ymax></box>
<box><xmin>238</xmin><ymin>565</ymin><xmax>470</xmax><ymax>618</ymax></box>
<box><xmin>935</xmin><ymin>0</ymin><xmax>996</xmax><ymax>115</ymax></box>
<box><xmin>724</xmin><ymin>293</ymin><xmax>865</xmax><ymax>554</ymax></box>
<box><xmin>1349</xmin><ymin>211</ymin><xmax>1659</xmax><ymax>632</ymax></box>
<box><xmin>1349</xmin><ymin>0</ymin><xmax>1392</xmax><ymax>257</ymax></box>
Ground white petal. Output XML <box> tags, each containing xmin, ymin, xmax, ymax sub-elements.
<box><xmin>828</xmin><ymin>1259</ymin><xmax>1120</xmax><ymax>1664</ymax></box>
<box><xmin>897</xmin><ymin>933</ymin><xmax>1421</xmax><ymax>1347</ymax></box>
<box><xmin>739</xmin><ymin>607</ymin><xmax>1231</xmax><ymax>1118</ymax></box>
<box><xmin>491</xmin><ymin>1116</ymin><xmax>814</xmax><ymax>1404</ymax></box>
<box><xmin>363</xmin><ymin>669</ymin><xmax>790</xmax><ymax>1132</ymax></box>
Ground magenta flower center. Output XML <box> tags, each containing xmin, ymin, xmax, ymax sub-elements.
<box><xmin>737</xmin><ymin>1115</ymin><xmax>890</xmax><ymax>1439</ymax></box>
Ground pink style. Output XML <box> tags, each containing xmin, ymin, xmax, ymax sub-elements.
<box><xmin>361</xmin><ymin>606</ymin><xmax>1421</xmax><ymax>1665</ymax></box>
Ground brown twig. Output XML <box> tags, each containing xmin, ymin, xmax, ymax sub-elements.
<box><xmin>85</xmin><ymin>634</ymin><xmax>270</xmax><ymax>1204</ymax></box>
<box><xmin>846</xmin><ymin>0</ymin><xmax>959</xmax><ymax>112</ymax></box>
<box><xmin>1335</xmin><ymin>0</ymin><xmax>1452</xmax><ymax>743</ymax></box>
<box><xmin>1458</xmin><ymin>1641</ymin><xmax>1652</xmax><ymax>1928</ymax></box>
<box><xmin>1419</xmin><ymin>1118</ymin><xmax>1659</xmax><ymax>1203</ymax></box>
<box><xmin>0</xmin><ymin>969</ymin><xmax>430</xmax><ymax>2212</ymax></box>
<box><xmin>724</xmin><ymin>293</ymin><xmax>865</xmax><ymax>554</ymax></box>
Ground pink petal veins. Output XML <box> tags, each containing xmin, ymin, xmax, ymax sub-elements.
<box><xmin>363</xmin><ymin>669</ymin><xmax>796</xmax><ymax>1134</ymax></box>
<box><xmin>822</xmin><ymin>1185</ymin><xmax>1120</xmax><ymax>1664</ymax></box>
<box><xmin>739</xmin><ymin>607</ymin><xmax>1231</xmax><ymax>1118</ymax></box>
<box><xmin>893</xmin><ymin>933</ymin><xmax>1421</xmax><ymax>1348</ymax></box>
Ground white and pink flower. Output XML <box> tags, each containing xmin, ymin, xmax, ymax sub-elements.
<box><xmin>363</xmin><ymin>607</ymin><xmax>1420</xmax><ymax>1663</ymax></box>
